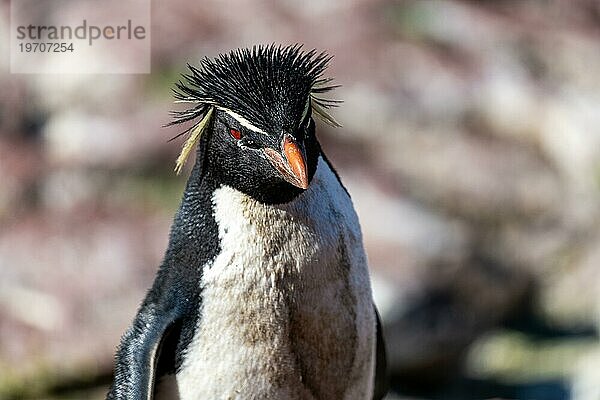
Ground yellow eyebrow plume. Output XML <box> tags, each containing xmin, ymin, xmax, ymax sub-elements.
<box><xmin>174</xmin><ymin>107</ymin><xmax>214</xmax><ymax>175</ymax></box>
<box><xmin>310</xmin><ymin>98</ymin><xmax>342</xmax><ymax>128</ymax></box>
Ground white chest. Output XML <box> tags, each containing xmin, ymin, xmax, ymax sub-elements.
<box><xmin>172</xmin><ymin>158</ymin><xmax>376</xmax><ymax>400</ymax></box>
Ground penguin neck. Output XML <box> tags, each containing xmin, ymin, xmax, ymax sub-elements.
<box><xmin>163</xmin><ymin>142</ymin><xmax>327</xmax><ymax>268</ymax></box>
<box><xmin>163</xmin><ymin>161</ymin><xmax>221</xmax><ymax>270</ymax></box>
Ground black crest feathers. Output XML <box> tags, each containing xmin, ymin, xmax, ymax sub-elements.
<box><xmin>168</xmin><ymin>44</ymin><xmax>340</xmax><ymax>173</ymax></box>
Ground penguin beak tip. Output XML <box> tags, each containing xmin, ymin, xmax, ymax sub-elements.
<box><xmin>263</xmin><ymin>135</ymin><xmax>310</xmax><ymax>190</ymax></box>
<box><xmin>283</xmin><ymin>135</ymin><xmax>309</xmax><ymax>190</ymax></box>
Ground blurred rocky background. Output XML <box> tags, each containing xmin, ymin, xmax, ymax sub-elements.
<box><xmin>1</xmin><ymin>0</ymin><xmax>600</xmax><ymax>399</ymax></box>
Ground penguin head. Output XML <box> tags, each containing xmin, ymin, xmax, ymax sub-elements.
<box><xmin>204</xmin><ymin>106</ymin><xmax>319</xmax><ymax>204</ymax></box>
<box><xmin>169</xmin><ymin>44</ymin><xmax>340</xmax><ymax>204</ymax></box>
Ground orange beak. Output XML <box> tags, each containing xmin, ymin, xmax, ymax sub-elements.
<box><xmin>262</xmin><ymin>134</ymin><xmax>309</xmax><ymax>190</ymax></box>
<box><xmin>282</xmin><ymin>135</ymin><xmax>309</xmax><ymax>189</ymax></box>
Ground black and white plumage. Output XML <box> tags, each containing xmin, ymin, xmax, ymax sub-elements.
<box><xmin>107</xmin><ymin>44</ymin><xmax>387</xmax><ymax>400</ymax></box>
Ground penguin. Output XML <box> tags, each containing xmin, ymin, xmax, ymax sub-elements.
<box><xmin>107</xmin><ymin>44</ymin><xmax>387</xmax><ymax>400</ymax></box>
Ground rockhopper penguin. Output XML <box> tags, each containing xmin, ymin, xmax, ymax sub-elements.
<box><xmin>107</xmin><ymin>44</ymin><xmax>387</xmax><ymax>400</ymax></box>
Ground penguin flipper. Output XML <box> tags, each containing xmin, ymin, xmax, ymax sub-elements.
<box><xmin>372</xmin><ymin>305</ymin><xmax>389</xmax><ymax>400</ymax></box>
<box><xmin>107</xmin><ymin>304</ymin><xmax>182</xmax><ymax>400</ymax></box>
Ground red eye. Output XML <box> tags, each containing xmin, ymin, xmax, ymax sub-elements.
<box><xmin>230</xmin><ymin>129</ymin><xmax>242</xmax><ymax>140</ymax></box>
